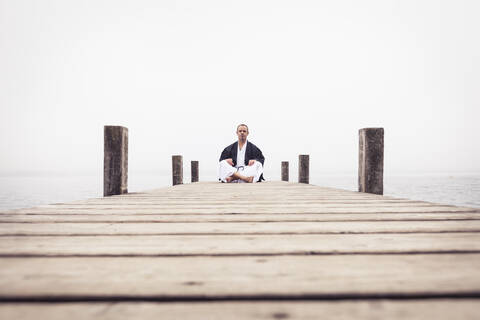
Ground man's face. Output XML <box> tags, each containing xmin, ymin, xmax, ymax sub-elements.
<box><xmin>236</xmin><ymin>126</ymin><xmax>249</xmax><ymax>141</ymax></box>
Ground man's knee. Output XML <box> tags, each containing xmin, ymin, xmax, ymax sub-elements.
<box><xmin>220</xmin><ymin>159</ymin><xmax>234</xmax><ymax>168</ymax></box>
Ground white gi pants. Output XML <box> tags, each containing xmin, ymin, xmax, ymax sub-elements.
<box><xmin>218</xmin><ymin>160</ymin><xmax>263</xmax><ymax>183</ymax></box>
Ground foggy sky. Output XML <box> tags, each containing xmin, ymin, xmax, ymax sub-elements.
<box><xmin>1</xmin><ymin>0</ymin><xmax>479</xmax><ymax>181</ymax></box>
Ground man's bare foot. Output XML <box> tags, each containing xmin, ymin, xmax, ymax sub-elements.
<box><xmin>230</xmin><ymin>172</ymin><xmax>254</xmax><ymax>183</ymax></box>
<box><xmin>239</xmin><ymin>176</ymin><xmax>254</xmax><ymax>183</ymax></box>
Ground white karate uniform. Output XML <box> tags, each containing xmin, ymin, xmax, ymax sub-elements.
<box><xmin>236</xmin><ymin>141</ymin><xmax>247</xmax><ymax>170</ymax></box>
<box><xmin>218</xmin><ymin>141</ymin><xmax>264</xmax><ymax>183</ymax></box>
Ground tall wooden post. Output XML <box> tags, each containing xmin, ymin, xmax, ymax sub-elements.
<box><xmin>358</xmin><ymin>128</ymin><xmax>384</xmax><ymax>195</ymax></box>
<box><xmin>281</xmin><ymin>161</ymin><xmax>289</xmax><ymax>182</ymax></box>
<box><xmin>298</xmin><ymin>155</ymin><xmax>309</xmax><ymax>184</ymax></box>
<box><xmin>191</xmin><ymin>161</ymin><xmax>199</xmax><ymax>183</ymax></box>
<box><xmin>104</xmin><ymin>126</ymin><xmax>128</xmax><ymax>196</ymax></box>
<box><xmin>172</xmin><ymin>155</ymin><xmax>183</xmax><ymax>186</ymax></box>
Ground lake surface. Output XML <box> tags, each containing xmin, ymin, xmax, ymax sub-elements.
<box><xmin>0</xmin><ymin>172</ymin><xmax>479</xmax><ymax>210</ymax></box>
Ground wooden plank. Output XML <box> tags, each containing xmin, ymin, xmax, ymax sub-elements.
<box><xmin>1</xmin><ymin>220</ymin><xmax>479</xmax><ymax>235</ymax></box>
<box><xmin>1</xmin><ymin>254</ymin><xmax>479</xmax><ymax>297</ymax></box>
<box><xmin>18</xmin><ymin>203</ymin><xmax>456</xmax><ymax>209</ymax></box>
<box><xmin>47</xmin><ymin>199</ymin><xmax>436</xmax><ymax>205</ymax></box>
<box><xmin>4</xmin><ymin>182</ymin><xmax>457</xmax><ymax>213</ymax></box>
<box><xmin>2</xmin><ymin>212</ymin><xmax>480</xmax><ymax>223</ymax></box>
<box><xmin>76</xmin><ymin>194</ymin><xmax>405</xmax><ymax>200</ymax></box>
<box><xmin>11</xmin><ymin>300</ymin><xmax>480</xmax><ymax>319</ymax></box>
<box><xmin>1</xmin><ymin>300</ymin><xmax>479</xmax><ymax>320</ymax></box>
<box><xmin>1</xmin><ymin>233</ymin><xmax>479</xmax><ymax>256</ymax></box>
<box><xmin>6</xmin><ymin>206</ymin><xmax>476</xmax><ymax>214</ymax></box>
<box><xmin>1</xmin><ymin>180</ymin><xmax>479</xmax><ymax>320</ymax></box>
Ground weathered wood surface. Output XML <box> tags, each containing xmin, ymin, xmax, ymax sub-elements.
<box><xmin>1</xmin><ymin>233</ymin><xmax>479</xmax><ymax>256</ymax></box>
<box><xmin>7</xmin><ymin>205</ymin><xmax>474</xmax><ymax>214</ymax></box>
<box><xmin>281</xmin><ymin>161</ymin><xmax>289</xmax><ymax>181</ymax></box>
<box><xmin>2</xmin><ymin>301</ymin><xmax>480</xmax><ymax>320</ymax></box>
<box><xmin>2</xmin><ymin>255</ymin><xmax>480</xmax><ymax>296</ymax></box>
<box><xmin>2</xmin><ymin>212</ymin><xmax>479</xmax><ymax>222</ymax></box>
<box><xmin>2</xmin><ymin>220</ymin><xmax>480</xmax><ymax>235</ymax></box>
<box><xmin>103</xmin><ymin>126</ymin><xmax>128</xmax><ymax>196</ymax></box>
<box><xmin>1</xmin><ymin>181</ymin><xmax>479</xmax><ymax>318</ymax></box>
<box><xmin>298</xmin><ymin>155</ymin><xmax>309</xmax><ymax>184</ymax></box>
<box><xmin>358</xmin><ymin>127</ymin><xmax>384</xmax><ymax>195</ymax></box>
<box><xmin>191</xmin><ymin>160</ymin><xmax>199</xmax><ymax>183</ymax></box>
<box><xmin>171</xmin><ymin>155</ymin><xmax>183</xmax><ymax>186</ymax></box>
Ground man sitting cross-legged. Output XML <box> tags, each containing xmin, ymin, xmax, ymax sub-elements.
<box><xmin>218</xmin><ymin>124</ymin><xmax>265</xmax><ymax>183</ymax></box>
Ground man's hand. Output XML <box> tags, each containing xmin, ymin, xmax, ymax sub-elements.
<box><xmin>248</xmin><ymin>160</ymin><xmax>256</xmax><ymax>166</ymax></box>
<box><xmin>226</xmin><ymin>158</ymin><xmax>234</xmax><ymax>166</ymax></box>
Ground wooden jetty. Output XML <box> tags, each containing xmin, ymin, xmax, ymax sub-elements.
<box><xmin>0</xmin><ymin>181</ymin><xmax>480</xmax><ymax>318</ymax></box>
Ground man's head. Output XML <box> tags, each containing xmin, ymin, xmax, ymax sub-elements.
<box><xmin>236</xmin><ymin>124</ymin><xmax>249</xmax><ymax>142</ymax></box>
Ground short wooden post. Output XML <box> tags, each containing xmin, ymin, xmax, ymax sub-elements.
<box><xmin>191</xmin><ymin>161</ymin><xmax>199</xmax><ymax>183</ymax></box>
<box><xmin>298</xmin><ymin>155</ymin><xmax>309</xmax><ymax>184</ymax></box>
<box><xmin>104</xmin><ymin>126</ymin><xmax>128</xmax><ymax>196</ymax></box>
<box><xmin>172</xmin><ymin>155</ymin><xmax>183</xmax><ymax>186</ymax></box>
<box><xmin>358</xmin><ymin>128</ymin><xmax>384</xmax><ymax>195</ymax></box>
<box><xmin>281</xmin><ymin>161</ymin><xmax>289</xmax><ymax>182</ymax></box>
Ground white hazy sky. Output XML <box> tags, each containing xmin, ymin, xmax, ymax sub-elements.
<box><xmin>1</xmin><ymin>0</ymin><xmax>479</xmax><ymax>180</ymax></box>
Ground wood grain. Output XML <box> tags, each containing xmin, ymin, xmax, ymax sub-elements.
<box><xmin>1</xmin><ymin>181</ymin><xmax>479</xmax><ymax>318</ymax></box>
<box><xmin>1</xmin><ymin>233</ymin><xmax>479</xmax><ymax>256</ymax></box>
<box><xmin>1</xmin><ymin>220</ymin><xmax>479</xmax><ymax>235</ymax></box>
<box><xmin>1</xmin><ymin>300</ymin><xmax>480</xmax><ymax>320</ymax></box>
<box><xmin>2</xmin><ymin>212</ymin><xmax>479</xmax><ymax>223</ymax></box>
<box><xmin>1</xmin><ymin>254</ymin><xmax>479</xmax><ymax>297</ymax></box>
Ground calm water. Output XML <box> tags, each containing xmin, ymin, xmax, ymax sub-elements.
<box><xmin>312</xmin><ymin>173</ymin><xmax>480</xmax><ymax>208</ymax></box>
<box><xmin>0</xmin><ymin>173</ymin><xmax>479</xmax><ymax>210</ymax></box>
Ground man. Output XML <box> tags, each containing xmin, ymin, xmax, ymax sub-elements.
<box><xmin>218</xmin><ymin>124</ymin><xmax>265</xmax><ymax>183</ymax></box>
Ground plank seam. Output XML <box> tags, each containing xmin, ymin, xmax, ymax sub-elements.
<box><xmin>3</xmin><ymin>230</ymin><xmax>480</xmax><ymax>236</ymax></box>
<box><xmin>1</xmin><ymin>292</ymin><xmax>480</xmax><ymax>303</ymax></box>
<box><xmin>1</xmin><ymin>250</ymin><xmax>480</xmax><ymax>258</ymax></box>
<box><xmin>3</xmin><ymin>218</ymin><xmax>480</xmax><ymax>223</ymax></box>
<box><xmin>5</xmin><ymin>210</ymin><xmax>479</xmax><ymax>215</ymax></box>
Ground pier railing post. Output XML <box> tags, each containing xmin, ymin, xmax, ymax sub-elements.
<box><xmin>104</xmin><ymin>126</ymin><xmax>128</xmax><ymax>196</ymax></box>
<box><xmin>298</xmin><ymin>155</ymin><xmax>309</xmax><ymax>184</ymax></box>
<box><xmin>172</xmin><ymin>155</ymin><xmax>183</xmax><ymax>186</ymax></box>
<box><xmin>281</xmin><ymin>161</ymin><xmax>289</xmax><ymax>182</ymax></box>
<box><xmin>191</xmin><ymin>161</ymin><xmax>199</xmax><ymax>183</ymax></box>
<box><xmin>358</xmin><ymin>128</ymin><xmax>384</xmax><ymax>195</ymax></box>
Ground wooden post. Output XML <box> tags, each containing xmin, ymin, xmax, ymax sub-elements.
<box><xmin>104</xmin><ymin>126</ymin><xmax>128</xmax><ymax>196</ymax></box>
<box><xmin>298</xmin><ymin>155</ymin><xmax>309</xmax><ymax>184</ymax></box>
<box><xmin>191</xmin><ymin>161</ymin><xmax>199</xmax><ymax>183</ymax></box>
<box><xmin>172</xmin><ymin>155</ymin><xmax>183</xmax><ymax>186</ymax></box>
<box><xmin>281</xmin><ymin>161</ymin><xmax>289</xmax><ymax>182</ymax></box>
<box><xmin>358</xmin><ymin>127</ymin><xmax>384</xmax><ymax>195</ymax></box>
